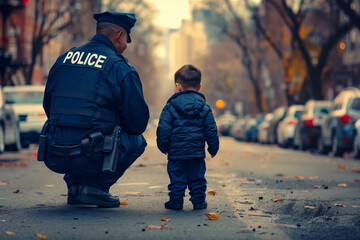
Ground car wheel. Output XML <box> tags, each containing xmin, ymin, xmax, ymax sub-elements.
<box><xmin>0</xmin><ymin>125</ymin><xmax>5</xmax><ymax>154</ymax></box>
<box><xmin>353</xmin><ymin>134</ymin><xmax>360</xmax><ymax>160</ymax></box>
<box><xmin>317</xmin><ymin>136</ymin><xmax>330</xmax><ymax>155</ymax></box>
<box><xmin>8</xmin><ymin>125</ymin><xmax>21</xmax><ymax>152</ymax></box>
<box><xmin>332</xmin><ymin>132</ymin><xmax>344</xmax><ymax>157</ymax></box>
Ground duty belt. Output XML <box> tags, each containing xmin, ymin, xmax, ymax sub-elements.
<box><xmin>52</xmin><ymin>144</ymin><xmax>82</xmax><ymax>158</ymax></box>
<box><xmin>50</xmin><ymin>131</ymin><xmax>105</xmax><ymax>160</ymax></box>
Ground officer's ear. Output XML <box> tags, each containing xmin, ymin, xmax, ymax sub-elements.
<box><xmin>116</xmin><ymin>31</ymin><xmax>122</xmax><ymax>42</ymax></box>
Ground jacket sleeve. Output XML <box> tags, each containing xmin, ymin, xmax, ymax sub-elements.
<box><xmin>204</xmin><ymin>109</ymin><xmax>219</xmax><ymax>156</ymax></box>
<box><xmin>43</xmin><ymin>58</ymin><xmax>61</xmax><ymax>118</ymax></box>
<box><xmin>156</xmin><ymin>104</ymin><xmax>173</xmax><ymax>154</ymax></box>
<box><xmin>118</xmin><ymin>71</ymin><xmax>150</xmax><ymax>135</ymax></box>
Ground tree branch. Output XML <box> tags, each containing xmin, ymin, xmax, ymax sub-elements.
<box><xmin>336</xmin><ymin>0</ymin><xmax>360</xmax><ymax>31</ymax></box>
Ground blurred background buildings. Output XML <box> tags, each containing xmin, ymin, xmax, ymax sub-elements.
<box><xmin>1</xmin><ymin>0</ymin><xmax>360</xmax><ymax>116</ymax></box>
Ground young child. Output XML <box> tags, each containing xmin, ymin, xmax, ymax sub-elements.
<box><xmin>156</xmin><ymin>64</ymin><xmax>219</xmax><ymax>210</ymax></box>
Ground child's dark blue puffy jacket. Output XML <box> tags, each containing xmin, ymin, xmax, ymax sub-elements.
<box><xmin>156</xmin><ymin>90</ymin><xmax>219</xmax><ymax>160</ymax></box>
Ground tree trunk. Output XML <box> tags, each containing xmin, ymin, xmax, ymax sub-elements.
<box><xmin>308</xmin><ymin>68</ymin><xmax>322</xmax><ymax>100</ymax></box>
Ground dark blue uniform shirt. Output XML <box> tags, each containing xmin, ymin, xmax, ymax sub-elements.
<box><xmin>44</xmin><ymin>34</ymin><xmax>149</xmax><ymax>147</ymax></box>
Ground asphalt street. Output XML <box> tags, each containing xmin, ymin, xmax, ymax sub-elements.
<box><xmin>0</xmin><ymin>128</ymin><xmax>359</xmax><ymax>240</ymax></box>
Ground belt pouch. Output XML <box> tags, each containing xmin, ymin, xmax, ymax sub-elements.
<box><xmin>37</xmin><ymin>134</ymin><xmax>48</xmax><ymax>161</ymax></box>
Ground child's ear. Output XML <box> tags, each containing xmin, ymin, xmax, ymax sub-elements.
<box><xmin>175</xmin><ymin>82</ymin><xmax>183</xmax><ymax>91</ymax></box>
<box><xmin>196</xmin><ymin>83</ymin><xmax>201</xmax><ymax>91</ymax></box>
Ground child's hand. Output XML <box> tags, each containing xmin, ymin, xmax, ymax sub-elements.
<box><xmin>211</xmin><ymin>154</ymin><xmax>216</xmax><ymax>158</ymax></box>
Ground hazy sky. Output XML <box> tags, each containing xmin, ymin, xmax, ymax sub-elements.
<box><xmin>152</xmin><ymin>0</ymin><xmax>190</xmax><ymax>29</ymax></box>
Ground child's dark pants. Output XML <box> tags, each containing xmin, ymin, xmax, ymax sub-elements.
<box><xmin>167</xmin><ymin>158</ymin><xmax>207</xmax><ymax>204</ymax></box>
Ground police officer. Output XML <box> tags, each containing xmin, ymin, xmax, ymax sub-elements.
<box><xmin>42</xmin><ymin>11</ymin><xmax>149</xmax><ymax>208</ymax></box>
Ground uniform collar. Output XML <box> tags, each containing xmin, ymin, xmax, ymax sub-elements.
<box><xmin>91</xmin><ymin>34</ymin><xmax>117</xmax><ymax>53</ymax></box>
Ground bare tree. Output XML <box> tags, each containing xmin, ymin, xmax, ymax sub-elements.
<box><xmin>22</xmin><ymin>0</ymin><xmax>85</xmax><ymax>84</ymax></box>
<box><xmin>249</xmin><ymin>0</ymin><xmax>354</xmax><ymax>101</ymax></box>
<box><xmin>335</xmin><ymin>0</ymin><xmax>360</xmax><ymax>30</ymax></box>
<box><xmin>202</xmin><ymin>0</ymin><xmax>267</xmax><ymax>113</ymax></box>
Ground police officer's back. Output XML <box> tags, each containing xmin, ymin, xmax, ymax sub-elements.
<box><xmin>41</xmin><ymin>12</ymin><xmax>149</xmax><ymax>208</ymax></box>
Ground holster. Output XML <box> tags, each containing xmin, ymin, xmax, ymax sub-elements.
<box><xmin>102</xmin><ymin>126</ymin><xmax>122</xmax><ymax>173</ymax></box>
<box><xmin>37</xmin><ymin>120</ymin><xmax>50</xmax><ymax>161</ymax></box>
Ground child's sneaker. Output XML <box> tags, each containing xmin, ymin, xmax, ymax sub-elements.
<box><xmin>192</xmin><ymin>200</ymin><xmax>207</xmax><ymax>210</ymax></box>
<box><xmin>164</xmin><ymin>200</ymin><xmax>183</xmax><ymax>210</ymax></box>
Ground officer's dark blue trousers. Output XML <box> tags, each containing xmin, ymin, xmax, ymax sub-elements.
<box><xmin>167</xmin><ymin>158</ymin><xmax>207</xmax><ymax>203</ymax></box>
<box><xmin>64</xmin><ymin>151</ymin><xmax>141</xmax><ymax>192</ymax></box>
<box><xmin>63</xmin><ymin>134</ymin><xmax>146</xmax><ymax>192</ymax></box>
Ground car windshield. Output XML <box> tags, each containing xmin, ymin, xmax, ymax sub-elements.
<box><xmin>5</xmin><ymin>91</ymin><xmax>44</xmax><ymax>104</ymax></box>
<box><xmin>313</xmin><ymin>106</ymin><xmax>330</xmax><ymax>114</ymax></box>
<box><xmin>351</xmin><ymin>98</ymin><xmax>360</xmax><ymax>111</ymax></box>
<box><xmin>294</xmin><ymin>110</ymin><xmax>303</xmax><ymax>118</ymax></box>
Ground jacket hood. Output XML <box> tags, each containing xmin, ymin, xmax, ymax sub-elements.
<box><xmin>168</xmin><ymin>90</ymin><xmax>206</xmax><ymax>116</ymax></box>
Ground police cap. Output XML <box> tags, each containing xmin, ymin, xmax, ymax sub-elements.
<box><xmin>94</xmin><ymin>11</ymin><xmax>136</xmax><ymax>43</ymax></box>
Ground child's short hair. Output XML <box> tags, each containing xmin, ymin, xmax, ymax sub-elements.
<box><xmin>174</xmin><ymin>64</ymin><xmax>201</xmax><ymax>89</ymax></box>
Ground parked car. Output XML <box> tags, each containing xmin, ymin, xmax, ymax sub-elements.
<box><xmin>257</xmin><ymin>113</ymin><xmax>274</xmax><ymax>144</ymax></box>
<box><xmin>293</xmin><ymin>100</ymin><xmax>332</xmax><ymax>150</ymax></box>
<box><xmin>252</xmin><ymin>114</ymin><xmax>265</xmax><ymax>142</ymax></box>
<box><xmin>217</xmin><ymin>112</ymin><xmax>236</xmax><ymax>136</ymax></box>
<box><xmin>241</xmin><ymin>117</ymin><xmax>258</xmax><ymax>142</ymax></box>
<box><xmin>277</xmin><ymin>105</ymin><xmax>304</xmax><ymax>148</ymax></box>
<box><xmin>267</xmin><ymin>106</ymin><xmax>288</xmax><ymax>144</ymax></box>
<box><xmin>317</xmin><ymin>87</ymin><xmax>360</xmax><ymax>156</ymax></box>
<box><xmin>352</xmin><ymin>119</ymin><xmax>360</xmax><ymax>159</ymax></box>
<box><xmin>0</xmin><ymin>87</ymin><xmax>21</xmax><ymax>152</ymax></box>
<box><xmin>230</xmin><ymin>118</ymin><xmax>247</xmax><ymax>140</ymax></box>
<box><xmin>4</xmin><ymin>85</ymin><xmax>46</xmax><ymax>148</ymax></box>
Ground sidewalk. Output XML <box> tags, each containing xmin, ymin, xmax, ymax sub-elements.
<box><xmin>0</xmin><ymin>130</ymin><xmax>253</xmax><ymax>240</ymax></box>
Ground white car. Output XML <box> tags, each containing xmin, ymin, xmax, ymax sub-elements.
<box><xmin>277</xmin><ymin>105</ymin><xmax>305</xmax><ymax>148</ymax></box>
<box><xmin>4</xmin><ymin>85</ymin><xmax>46</xmax><ymax>148</ymax></box>
<box><xmin>257</xmin><ymin>113</ymin><xmax>274</xmax><ymax>144</ymax></box>
<box><xmin>0</xmin><ymin>88</ymin><xmax>21</xmax><ymax>152</ymax></box>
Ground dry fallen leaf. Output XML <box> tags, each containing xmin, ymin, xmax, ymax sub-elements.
<box><xmin>13</xmin><ymin>189</ymin><xmax>21</xmax><ymax>194</ymax></box>
<box><xmin>208</xmin><ymin>190</ymin><xmax>216</xmax><ymax>195</ymax></box>
<box><xmin>355</xmin><ymin>179</ymin><xmax>360</xmax><ymax>183</ymax></box>
<box><xmin>5</xmin><ymin>231</ymin><xmax>15</xmax><ymax>235</ymax></box>
<box><xmin>44</xmin><ymin>184</ymin><xmax>54</xmax><ymax>187</ymax></box>
<box><xmin>0</xmin><ymin>180</ymin><xmax>9</xmax><ymax>185</ymax></box>
<box><xmin>272</xmin><ymin>198</ymin><xmax>284</xmax><ymax>202</ymax></box>
<box><xmin>155</xmin><ymin>190</ymin><xmax>168</xmax><ymax>194</ymax></box>
<box><xmin>308</xmin><ymin>176</ymin><xmax>320</xmax><ymax>180</ymax></box>
<box><xmin>120</xmin><ymin>201</ymin><xmax>128</xmax><ymax>205</ymax></box>
<box><xmin>304</xmin><ymin>206</ymin><xmax>316</xmax><ymax>209</ymax></box>
<box><xmin>351</xmin><ymin>169</ymin><xmax>360</xmax><ymax>173</ymax></box>
<box><xmin>295</xmin><ymin>176</ymin><xmax>305</xmax><ymax>180</ymax></box>
<box><xmin>313</xmin><ymin>185</ymin><xmax>321</xmax><ymax>189</ymax></box>
<box><xmin>334</xmin><ymin>203</ymin><xmax>346</xmax><ymax>207</ymax></box>
<box><xmin>160</xmin><ymin>217</ymin><xmax>171</xmax><ymax>222</ymax></box>
<box><xmin>145</xmin><ymin>224</ymin><xmax>174</xmax><ymax>230</ymax></box>
<box><xmin>205</xmin><ymin>212</ymin><xmax>219</xmax><ymax>220</ymax></box>
<box><xmin>338</xmin><ymin>183</ymin><xmax>348</xmax><ymax>187</ymax></box>
<box><xmin>274</xmin><ymin>173</ymin><xmax>285</xmax><ymax>176</ymax></box>
<box><xmin>338</xmin><ymin>165</ymin><xmax>348</xmax><ymax>170</ymax></box>
<box><xmin>35</xmin><ymin>232</ymin><xmax>47</xmax><ymax>240</ymax></box>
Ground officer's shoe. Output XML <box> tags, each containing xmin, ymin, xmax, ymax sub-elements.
<box><xmin>77</xmin><ymin>185</ymin><xmax>120</xmax><ymax>208</ymax></box>
<box><xmin>192</xmin><ymin>200</ymin><xmax>207</xmax><ymax>210</ymax></box>
<box><xmin>67</xmin><ymin>185</ymin><xmax>81</xmax><ymax>204</ymax></box>
<box><xmin>164</xmin><ymin>199</ymin><xmax>183</xmax><ymax>210</ymax></box>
